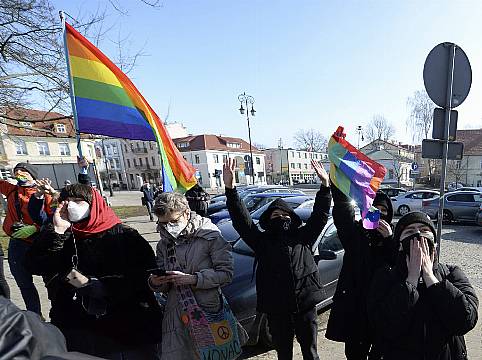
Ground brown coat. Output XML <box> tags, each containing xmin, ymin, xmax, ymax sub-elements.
<box><xmin>155</xmin><ymin>213</ymin><xmax>234</xmax><ymax>360</ymax></box>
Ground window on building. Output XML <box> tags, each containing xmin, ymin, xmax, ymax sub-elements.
<box><xmin>214</xmin><ymin>154</ymin><xmax>219</xmax><ymax>163</ymax></box>
<box><xmin>145</xmin><ymin>157</ymin><xmax>149</xmax><ymax>166</ymax></box>
<box><xmin>37</xmin><ymin>142</ymin><xmax>50</xmax><ymax>156</ymax></box>
<box><xmin>298</xmin><ymin>152</ymin><xmax>301</xmax><ymax>158</ymax></box>
<box><xmin>150</xmin><ymin>142</ymin><xmax>153</xmax><ymax>150</ymax></box>
<box><xmin>480</xmin><ymin>159</ymin><xmax>482</xmax><ymax>169</ymax></box>
<box><xmin>20</xmin><ymin>122</ymin><xmax>33</xmax><ymax>131</ymax></box>
<box><xmin>256</xmin><ymin>157</ymin><xmax>261</xmax><ymax>165</ymax></box>
<box><xmin>55</xmin><ymin>124</ymin><xmax>66</xmax><ymax>133</ymax></box>
<box><xmin>291</xmin><ymin>151</ymin><xmax>295</xmax><ymax>157</ymax></box>
<box><xmin>152</xmin><ymin>156</ymin><xmax>156</xmax><ymax>166</ymax></box>
<box><xmin>124</xmin><ymin>144</ymin><xmax>128</xmax><ymax>152</ymax></box>
<box><xmin>127</xmin><ymin>159</ymin><xmax>131</xmax><ymax>168</ymax></box>
<box><xmin>178</xmin><ymin>142</ymin><xmax>189</xmax><ymax>148</ymax></box>
<box><xmin>137</xmin><ymin>142</ymin><xmax>141</xmax><ymax>150</ymax></box>
<box><xmin>297</xmin><ymin>163</ymin><xmax>301</xmax><ymax>169</ymax></box>
<box><xmin>195</xmin><ymin>155</ymin><xmax>200</xmax><ymax>164</ymax></box>
<box><xmin>139</xmin><ymin>158</ymin><xmax>143</xmax><ymax>166</ymax></box>
<box><xmin>114</xmin><ymin>159</ymin><xmax>120</xmax><ymax>169</ymax></box>
<box><xmin>304</xmin><ymin>164</ymin><xmax>308</xmax><ymax>169</ymax></box>
<box><xmin>130</xmin><ymin>143</ymin><xmax>134</xmax><ymax>151</ymax></box>
<box><xmin>59</xmin><ymin>143</ymin><xmax>70</xmax><ymax>156</ymax></box>
<box><xmin>112</xmin><ymin>145</ymin><xmax>118</xmax><ymax>154</ymax></box>
<box><xmin>290</xmin><ymin>163</ymin><xmax>295</xmax><ymax>169</ymax></box>
<box><xmin>15</xmin><ymin>140</ymin><xmax>27</xmax><ymax>155</ymax></box>
<box><xmin>134</xmin><ymin>158</ymin><xmax>138</xmax><ymax>166</ymax></box>
<box><xmin>109</xmin><ymin>159</ymin><xmax>115</xmax><ymax>168</ymax></box>
<box><xmin>223</xmin><ymin>155</ymin><xmax>228</xmax><ymax>162</ymax></box>
<box><xmin>304</xmin><ymin>153</ymin><xmax>307</xmax><ymax>159</ymax></box>
<box><xmin>388</xmin><ymin>169</ymin><xmax>394</xmax><ymax>179</ymax></box>
<box><xmin>314</xmin><ymin>154</ymin><xmax>318</xmax><ymax>159</ymax></box>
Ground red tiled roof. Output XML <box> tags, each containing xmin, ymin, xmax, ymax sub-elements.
<box><xmin>456</xmin><ymin>129</ymin><xmax>482</xmax><ymax>156</ymax></box>
<box><xmin>173</xmin><ymin>134</ymin><xmax>262</xmax><ymax>153</ymax></box>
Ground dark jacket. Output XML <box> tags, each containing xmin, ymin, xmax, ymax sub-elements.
<box><xmin>326</xmin><ymin>185</ymin><xmax>397</xmax><ymax>343</ymax></box>
<box><xmin>226</xmin><ymin>185</ymin><xmax>331</xmax><ymax>314</ymax></box>
<box><xmin>185</xmin><ymin>184</ymin><xmax>210</xmax><ymax>216</ymax></box>
<box><xmin>367</xmin><ymin>257</ymin><xmax>478</xmax><ymax>360</ymax></box>
<box><xmin>26</xmin><ymin>223</ymin><xmax>163</xmax><ymax>351</ymax></box>
<box><xmin>140</xmin><ymin>185</ymin><xmax>155</xmax><ymax>203</ymax></box>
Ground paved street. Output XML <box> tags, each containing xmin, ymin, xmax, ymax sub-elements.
<box><xmin>4</xmin><ymin>211</ymin><xmax>482</xmax><ymax>359</ymax></box>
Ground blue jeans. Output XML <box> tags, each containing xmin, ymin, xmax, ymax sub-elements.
<box><xmin>8</xmin><ymin>238</ymin><xmax>41</xmax><ymax>314</ymax></box>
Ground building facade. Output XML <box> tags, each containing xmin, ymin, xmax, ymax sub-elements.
<box><xmin>264</xmin><ymin>148</ymin><xmax>329</xmax><ymax>185</ymax></box>
<box><xmin>0</xmin><ymin>108</ymin><xmax>96</xmax><ymax>184</ymax></box>
<box><xmin>173</xmin><ymin>135</ymin><xmax>266</xmax><ymax>189</ymax></box>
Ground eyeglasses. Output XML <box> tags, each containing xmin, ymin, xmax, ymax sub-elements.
<box><xmin>158</xmin><ymin>212</ymin><xmax>185</xmax><ymax>226</ymax></box>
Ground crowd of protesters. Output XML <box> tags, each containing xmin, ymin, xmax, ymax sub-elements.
<box><xmin>0</xmin><ymin>157</ymin><xmax>478</xmax><ymax>360</ymax></box>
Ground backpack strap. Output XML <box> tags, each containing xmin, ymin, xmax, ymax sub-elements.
<box><xmin>13</xmin><ymin>190</ymin><xmax>23</xmax><ymax>222</ymax></box>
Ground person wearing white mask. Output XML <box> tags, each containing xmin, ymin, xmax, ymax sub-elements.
<box><xmin>149</xmin><ymin>192</ymin><xmax>235</xmax><ymax>360</ymax></box>
<box><xmin>26</xmin><ymin>183</ymin><xmax>163</xmax><ymax>359</ymax></box>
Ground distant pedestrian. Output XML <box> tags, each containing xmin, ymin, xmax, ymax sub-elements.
<box><xmin>368</xmin><ymin>212</ymin><xmax>479</xmax><ymax>360</ymax></box>
<box><xmin>140</xmin><ymin>180</ymin><xmax>155</xmax><ymax>221</ymax></box>
<box><xmin>185</xmin><ymin>183</ymin><xmax>210</xmax><ymax>217</ymax></box>
<box><xmin>225</xmin><ymin>158</ymin><xmax>331</xmax><ymax>360</ymax></box>
<box><xmin>0</xmin><ymin>162</ymin><xmax>53</xmax><ymax>315</ymax></box>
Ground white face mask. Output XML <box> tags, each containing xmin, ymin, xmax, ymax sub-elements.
<box><xmin>67</xmin><ymin>201</ymin><xmax>91</xmax><ymax>222</ymax></box>
<box><xmin>164</xmin><ymin>215</ymin><xmax>188</xmax><ymax>238</ymax></box>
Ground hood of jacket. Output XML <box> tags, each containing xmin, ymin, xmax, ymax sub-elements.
<box><xmin>373</xmin><ymin>190</ymin><xmax>394</xmax><ymax>223</ymax></box>
<box><xmin>258</xmin><ymin>198</ymin><xmax>302</xmax><ymax>231</ymax></box>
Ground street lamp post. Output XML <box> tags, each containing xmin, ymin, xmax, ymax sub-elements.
<box><xmin>357</xmin><ymin>125</ymin><xmax>364</xmax><ymax>149</ymax></box>
<box><xmin>278</xmin><ymin>138</ymin><xmax>283</xmax><ymax>185</ymax></box>
<box><xmin>237</xmin><ymin>92</ymin><xmax>256</xmax><ymax>185</ymax></box>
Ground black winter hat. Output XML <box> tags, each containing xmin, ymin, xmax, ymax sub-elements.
<box><xmin>258</xmin><ymin>198</ymin><xmax>302</xmax><ymax>231</ymax></box>
<box><xmin>394</xmin><ymin>211</ymin><xmax>437</xmax><ymax>243</ymax></box>
<box><xmin>14</xmin><ymin>162</ymin><xmax>38</xmax><ymax>180</ymax></box>
<box><xmin>373</xmin><ymin>190</ymin><xmax>393</xmax><ymax>223</ymax></box>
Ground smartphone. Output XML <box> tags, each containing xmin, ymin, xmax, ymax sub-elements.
<box><xmin>147</xmin><ymin>268</ymin><xmax>167</xmax><ymax>277</ymax></box>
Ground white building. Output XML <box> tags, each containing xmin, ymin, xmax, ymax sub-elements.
<box><xmin>173</xmin><ymin>135</ymin><xmax>266</xmax><ymax>189</ymax></box>
<box><xmin>264</xmin><ymin>148</ymin><xmax>329</xmax><ymax>185</ymax></box>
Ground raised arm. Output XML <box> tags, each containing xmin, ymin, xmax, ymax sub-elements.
<box><xmin>330</xmin><ymin>182</ymin><xmax>359</xmax><ymax>251</ymax></box>
<box><xmin>298</xmin><ymin>160</ymin><xmax>331</xmax><ymax>247</ymax></box>
<box><xmin>223</xmin><ymin>159</ymin><xmax>262</xmax><ymax>252</ymax></box>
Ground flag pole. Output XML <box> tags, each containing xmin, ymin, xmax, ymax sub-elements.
<box><xmin>59</xmin><ymin>11</ymin><xmax>83</xmax><ymax>159</ymax></box>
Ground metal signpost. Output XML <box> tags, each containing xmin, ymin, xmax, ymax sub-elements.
<box><xmin>422</xmin><ymin>42</ymin><xmax>472</xmax><ymax>257</ymax></box>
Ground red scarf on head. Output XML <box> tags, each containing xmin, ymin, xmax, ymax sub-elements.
<box><xmin>71</xmin><ymin>189</ymin><xmax>121</xmax><ymax>238</ymax></box>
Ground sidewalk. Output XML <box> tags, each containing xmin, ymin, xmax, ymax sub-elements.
<box><xmin>4</xmin><ymin>214</ymin><xmax>482</xmax><ymax>359</ymax></box>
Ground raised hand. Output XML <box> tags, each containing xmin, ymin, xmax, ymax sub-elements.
<box><xmin>406</xmin><ymin>238</ymin><xmax>422</xmax><ymax>286</ymax></box>
<box><xmin>53</xmin><ymin>201</ymin><xmax>71</xmax><ymax>234</ymax></box>
<box><xmin>376</xmin><ymin>219</ymin><xmax>393</xmax><ymax>238</ymax></box>
<box><xmin>311</xmin><ymin>159</ymin><xmax>329</xmax><ymax>187</ymax></box>
<box><xmin>420</xmin><ymin>238</ymin><xmax>439</xmax><ymax>287</ymax></box>
<box><xmin>223</xmin><ymin>158</ymin><xmax>236</xmax><ymax>189</ymax></box>
<box><xmin>77</xmin><ymin>155</ymin><xmax>90</xmax><ymax>169</ymax></box>
<box><xmin>36</xmin><ymin>178</ymin><xmax>56</xmax><ymax>196</ymax></box>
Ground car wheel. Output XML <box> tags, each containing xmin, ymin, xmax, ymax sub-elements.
<box><xmin>442</xmin><ymin>210</ymin><xmax>453</xmax><ymax>222</ymax></box>
<box><xmin>398</xmin><ymin>205</ymin><xmax>410</xmax><ymax>216</ymax></box>
<box><xmin>259</xmin><ymin>314</ymin><xmax>274</xmax><ymax>347</ymax></box>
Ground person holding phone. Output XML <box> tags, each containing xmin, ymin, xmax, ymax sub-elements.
<box><xmin>148</xmin><ymin>192</ymin><xmax>234</xmax><ymax>360</ymax></box>
<box><xmin>26</xmin><ymin>183</ymin><xmax>163</xmax><ymax>359</ymax></box>
<box><xmin>367</xmin><ymin>212</ymin><xmax>478</xmax><ymax>360</ymax></box>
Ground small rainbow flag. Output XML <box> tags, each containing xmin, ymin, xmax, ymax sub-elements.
<box><xmin>63</xmin><ymin>22</ymin><xmax>196</xmax><ymax>192</ymax></box>
<box><xmin>328</xmin><ymin>126</ymin><xmax>386</xmax><ymax>229</ymax></box>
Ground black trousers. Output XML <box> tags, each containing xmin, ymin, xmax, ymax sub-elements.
<box><xmin>267</xmin><ymin>307</ymin><xmax>320</xmax><ymax>360</ymax></box>
<box><xmin>0</xmin><ymin>253</ymin><xmax>10</xmax><ymax>299</ymax></box>
<box><xmin>345</xmin><ymin>341</ymin><xmax>382</xmax><ymax>360</ymax></box>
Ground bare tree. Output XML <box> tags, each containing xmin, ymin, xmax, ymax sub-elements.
<box><xmin>1</xmin><ymin>0</ymin><xmax>156</xmax><ymax>123</ymax></box>
<box><xmin>365</xmin><ymin>114</ymin><xmax>395</xmax><ymax>142</ymax></box>
<box><xmin>253</xmin><ymin>142</ymin><xmax>266</xmax><ymax>150</ymax></box>
<box><xmin>406</xmin><ymin>90</ymin><xmax>435</xmax><ymax>142</ymax></box>
<box><xmin>447</xmin><ymin>159</ymin><xmax>468</xmax><ymax>186</ymax></box>
<box><xmin>293</xmin><ymin>129</ymin><xmax>327</xmax><ymax>152</ymax></box>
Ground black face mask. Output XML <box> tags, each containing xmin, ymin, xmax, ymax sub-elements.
<box><xmin>380</xmin><ymin>214</ymin><xmax>391</xmax><ymax>223</ymax></box>
<box><xmin>401</xmin><ymin>231</ymin><xmax>435</xmax><ymax>258</ymax></box>
<box><xmin>270</xmin><ymin>217</ymin><xmax>291</xmax><ymax>232</ymax></box>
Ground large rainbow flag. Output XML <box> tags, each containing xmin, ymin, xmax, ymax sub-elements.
<box><xmin>328</xmin><ymin>126</ymin><xmax>386</xmax><ymax>229</ymax></box>
<box><xmin>63</xmin><ymin>22</ymin><xmax>196</xmax><ymax>192</ymax></box>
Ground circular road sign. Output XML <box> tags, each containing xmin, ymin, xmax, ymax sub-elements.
<box><xmin>411</xmin><ymin>162</ymin><xmax>419</xmax><ymax>171</ymax></box>
<box><xmin>423</xmin><ymin>42</ymin><xmax>472</xmax><ymax>108</ymax></box>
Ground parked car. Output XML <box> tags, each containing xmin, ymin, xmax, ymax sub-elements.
<box><xmin>223</xmin><ymin>209</ymin><xmax>347</xmax><ymax>346</ymax></box>
<box><xmin>209</xmin><ymin>193</ymin><xmax>302</xmax><ymax>224</ymax></box>
<box><xmin>380</xmin><ymin>187</ymin><xmax>407</xmax><ymax>198</ymax></box>
<box><xmin>447</xmin><ymin>182</ymin><xmax>465</xmax><ymax>192</ymax></box>
<box><xmin>207</xmin><ymin>186</ymin><xmax>305</xmax><ymax>215</ymax></box>
<box><xmin>391</xmin><ymin>190</ymin><xmax>439</xmax><ymax>215</ymax></box>
<box><xmin>454</xmin><ymin>186</ymin><xmax>482</xmax><ymax>193</ymax></box>
<box><xmin>475</xmin><ymin>203</ymin><xmax>482</xmax><ymax>226</ymax></box>
<box><xmin>422</xmin><ymin>191</ymin><xmax>482</xmax><ymax>222</ymax></box>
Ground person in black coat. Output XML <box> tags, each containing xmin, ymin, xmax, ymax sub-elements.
<box><xmin>184</xmin><ymin>183</ymin><xmax>210</xmax><ymax>217</ymax></box>
<box><xmin>326</xmin><ymin>186</ymin><xmax>397</xmax><ymax>360</ymax></box>
<box><xmin>140</xmin><ymin>181</ymin><xmax>155</xmax><ymax>221</ymax></box>
<box><xmin>26</xmin><ymin>184</ymin><xmax>163</xmax><ymax>360</ymax></box>
<box><xmin>224</xmin><ymin>158</ymin><xmax>331</xmax><ymax>360</ymax></box>
<box><xmin>367</xmin><ymin>211</ymin><xmax>478</xmax><ymax>360</ymax></box>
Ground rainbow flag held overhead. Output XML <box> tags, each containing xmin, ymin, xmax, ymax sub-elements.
<box><xmin>63</xmin><ymin>22</ymin><xmax>196</xmax><ymax>192</ymax></box>
<box><xmin>328</xmin><ymin>126</ymin><xmax>386</xmax><ymax>229</ymax></box>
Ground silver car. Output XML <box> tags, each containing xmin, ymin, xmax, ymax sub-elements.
<box><xmin>391</xmin><ymin>190</ymin><xmax>440</xmax><ymax>216</ymax></box>
<box><xmin>422</xmin><ymin>191</ymin><xmax>482</xmax><ymax>222</ymax></box>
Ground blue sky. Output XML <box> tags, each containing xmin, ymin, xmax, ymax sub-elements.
<box><xmin>52</xmin><ymin>0</ymin><xmax>482</xmax><ymax>148</ymax></box>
